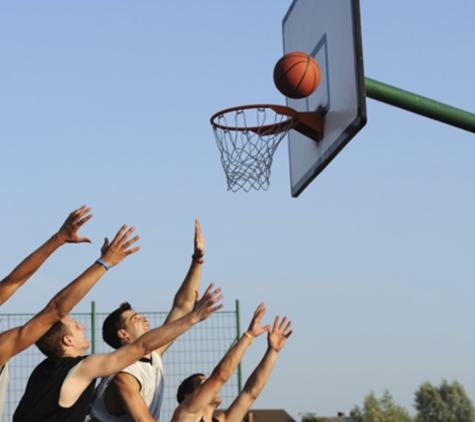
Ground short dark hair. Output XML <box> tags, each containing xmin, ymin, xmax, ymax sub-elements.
<box><xmin>102</xmin><ymin>302</ymin><xmax>132</xmax><ymax>349</ymax></box>
<box><xmin>36</xmin><ymin>321</ymin><xmax>71</xmax><ymax>358</ymax></box>
<box><xmin>177</xmin><ymin>373</ymin><xmax>205</xmax><ymax>404</ymax></box>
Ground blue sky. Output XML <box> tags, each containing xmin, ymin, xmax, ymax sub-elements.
<box><xmin>1</xmin><ymin>0</ymin><xmax>475</xmax><ymax>419</ymax></box>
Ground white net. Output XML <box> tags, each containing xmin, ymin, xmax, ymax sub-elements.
<box><xmin>212</xmin><ymin>106</ymin><xmax>296</xmax><ymax>192</ymax></box>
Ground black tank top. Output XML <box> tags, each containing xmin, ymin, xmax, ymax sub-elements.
<box><xmin>13</xmin><ymin>356</ymin><xmax>96</xmax><ymax>422</ymax></box>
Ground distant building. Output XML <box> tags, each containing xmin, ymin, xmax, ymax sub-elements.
<box><xmin>240</xmin><ymin>410</ymin><xmax>355</xmax><ymax>422</ymax></box>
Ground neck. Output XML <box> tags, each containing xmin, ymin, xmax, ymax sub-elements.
<box><xmin>62</xmin><ymin>349</ymin><xmax>85</xmax><ymax>358</ymax></box>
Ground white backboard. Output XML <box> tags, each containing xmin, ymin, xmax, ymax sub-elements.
<box><xmin>283</xmin><ymin>0</ymin><xmax>367</xmax><ymax>197</ymax></box>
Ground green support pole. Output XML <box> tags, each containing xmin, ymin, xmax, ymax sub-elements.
<box><xmin>91</xmin><ymin>301</ymin><xmax>96</xmax><ymax>354</ymax></box>
<box><xmin>365</xmin><ymin>77</ymin><xmax>475</xmax><ymax>134</ymax></box>
<box><xmin>235</xmin><ymin>299</ymin><xmax>243</xmax><ymax>393</ymax></box>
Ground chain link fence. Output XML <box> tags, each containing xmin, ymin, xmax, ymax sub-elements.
<box><xmin>1</xmin><ymin>301</ymin><xmax>241</xmax><ymax>422</ymax></box>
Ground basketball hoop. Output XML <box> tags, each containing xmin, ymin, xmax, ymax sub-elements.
<box><xmin>211</xmin><ymin>104</ymin><xmax>323</xmax><ymax>192</ymax></box>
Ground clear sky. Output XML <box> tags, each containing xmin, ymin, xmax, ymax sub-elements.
<box><xmin>1</xmin><ymin>0</ymin><xmax>474</xmax><ymax>419</ymax></box>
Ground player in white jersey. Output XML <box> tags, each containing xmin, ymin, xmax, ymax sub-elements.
<box><xmin>89</xmin><ymin>220</ymin><xmax>205</xmax><ymax>422</ymax></box>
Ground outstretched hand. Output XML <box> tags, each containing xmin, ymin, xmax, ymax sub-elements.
<box><xmin>192</xmin><ymin>283</ymin><xmax>223</xmax><ymax>322</ymax></box>
<box><xmin>267</xmin><ymin>316</ymin><xmax>293</xmax><ymax>352</ymax></box>
<box><xmin>99</xmin><ymin>225</ymin><xmax>140</xmax><ymax>268</ymax></box>
<box><xmin>247</xmin><ymin>303</ymin><xmax>271</xmax><ymax>338</ymax></box>
<box><xmin>57</xmin><ymin>205</ymin><xmax>93</xmax><ymax>244</ymax></box>
<box><xmin>193</xmin><ymin>219</ymin><xmax>205</xmax><ymax>259</ymax></box>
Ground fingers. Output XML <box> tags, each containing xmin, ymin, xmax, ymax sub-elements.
<box><xmin>69</xmin><ymin>205</ymin><xmax>88</xmax><ymax>218</ymax></box>
<box><xmin>273</xmin><ymin>315</ymin><xmax>292</xmax><ymax>335</ymax></box>
<box><xmin>202</xmin><ymin>286</ymin><xmax>223</xmax><ymax>305</ymax></box>
<box><xmin>120</xmin><ymin>228</ymin><xmax>140</xmax><ymax>255</ymax></box>
<box><xmin>68</xmin><ymin>206</ymin><xmax>92</xmax><ymax>223</ymax></box>
<box><xmin>110</xmin><ymin>224</ymin><xmax>128</xmax><ymax>245</ymax></box>
<box><xmin>195</xmin><ymin>219</ymin><xmax>201</xmax><ymax>237</ymax></box>
<box><xmin>125</xmin><ymin>245</ymin><xmax>141</xmax><ymax>255</ymax></box>
<box><xmin>209</xmin><ymin>291</ymin><xmax>224</xmax><ymax>305</ymax></box>
<box><xmin>211</xmin><ymin>304</ymin><xmax>224</xmax><ymax>313</ymax></box>
<box><xmin>195</xmin><ymin>284</ymin><xmax>222</xmax><ymax>305</ymax></box>
<box><xmin>76</xmin><ymin>236</ymin><xmax>92</xmax><ymax>244</ymax></box>
<box><xmin>273</xmin><ymin>316</ymin><xmax>280</xmax><ymax>331</ymax></box>
<box><xmin>120</xmin><ymin>226</ymin><xmax>136</xmax><ymax>242</ymax></box>
<box><xmin>100</xmin><ymin>225</ymin><xmax>141</xmax><ymax>267</ymax></box>
<box><xmin>123</xmin><ymin>234</ymin><xmax>140</xmax><ymax>250</ymax></box>
<box><xmin>254</xmin><ymin>302</ymin><xmax>265</xmax><ymax>314</ymax></box>
<box><xmin>201</xmin><ymin>283</ymin><xmax>215</xmax><ymax>298</ymax></box>
<box><xmin>255</xmin><ymin>306</ymin><xmax>266</xmax><ymax>324</ymax></box>
<box><xmin>282</xmin><ymin>319</ymin><xmax>292</xmax><ymax>333</ymax></box>
<box><xmin>194</xmin><ymin>284</ymin><xmax>224</xmax><ymax>321</ymax></box>
<box><xmin>254</xmin><ymin>302</ymin><xmax>266</xmax><ymax>319</ymax></box>
<box><xmin>76</xmin><ymin>212</ymin><xmax>93</xmax><ymax>227</ymax></box>
<box><xmin>59</xmin><ymin>206</ymin><xmax>93</xmax><ymax>241</ymax></box>
<box><xmin>194</xmin><ymin>218</ymin><xmax>204</xmax><ymax>258</ymax></box>
<box><xmin>110</xmin><ymin>226</ymin><xmax>140</xmax><ymax>248</ymax></box>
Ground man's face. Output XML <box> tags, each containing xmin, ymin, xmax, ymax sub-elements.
<box><xmin>61</xmin><ymin>315</ymin><xmax>90</xmax><ymax>352</ymax></box>
<box><xmin>119</xmin><ymin>309</ymin><xmax>150</xmax><ymax>345</ymax></box>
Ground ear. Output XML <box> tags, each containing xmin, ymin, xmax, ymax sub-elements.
<box><xmin>62</xmin><ymin>335</ymin><xmax>73</xmax><ymax>347</ymax></box>
<box><xmin>117</xmin><ymin>329</ymin><xmax>129</xmax><ymax>344</ymax></box>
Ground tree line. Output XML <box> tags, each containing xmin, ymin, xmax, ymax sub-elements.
<box><xmin>300</xmin><ymin>379</ymin><xmax>475</xmax><ymax>422</ymax></box>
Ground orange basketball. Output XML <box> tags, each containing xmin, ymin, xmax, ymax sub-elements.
<box><xmin>273</xmin><ymin>52</ymin><xmax>321</xmax><ymax>99</ymax></box>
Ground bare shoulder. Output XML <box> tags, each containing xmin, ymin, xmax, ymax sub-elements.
<box><xmin>113</xmin><ymin>371</ymin><xmax>142</xmax><ymax>392</ymax></box>
<box><xmin>172</xmin><ymin>405</ymin><xmax>203</xmax><ymax>422</ymax></box>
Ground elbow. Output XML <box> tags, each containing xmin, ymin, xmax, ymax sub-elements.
<box><xmin>46</xmin><ymin>300</ymin><xmax>68</xmax><ymax>321</ymax></box>
<box><xmin>140</xmin><ymin>339</ymin><xmax>154</xmax><ymax>356</ymax></box>
<box><xmin>212</xmin><ymin>367</ymin><xmax>231</xmax><ymax>385</ymax></box>
<box><xmin>172</xmin><ymin>298</ymin><xmax>194</xmax><ymax>314</ymax></box>
<box><xmin>243</xmin><ymin>388</ymin><xmax>259</xmax><ymax>401</ymax></box>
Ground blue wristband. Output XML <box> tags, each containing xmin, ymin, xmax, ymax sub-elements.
<box><xmin>96</xmin><ymin>259</ymin><xmax>110</xmax><ymax>271</ymax></box>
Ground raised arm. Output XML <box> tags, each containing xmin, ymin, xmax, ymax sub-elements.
<box><xmin>71</xmin><ymin>284</ymin><xmax>223</xmax><ymax>391</ymax></box>
<box><xmin>104</xmin><ymin>372</ymin><xmax>158</xmax><ymax>422</ymax></box>
<box><xmin>216</xmin><ymin>316</ymin><xmax>293</xmax><ymax>422</ymax></box>
<box><xmin>0</xmin><ymin>224</ymin><xmax>140</xmax><ymax>366</ymax></box>
<box><xmin>0</xmin><ymin>205</ymin><xmax>92</xmax><ymax>306</ymax></box>
<box><xmin>173</xmin><ymin>304</ymin><xmax>270</xmax><ymax>422</ymax></box>
<box><xmin>157</xmin><ymin>219</ymin><xmax>205</xmax><ymax>355</ymax></box>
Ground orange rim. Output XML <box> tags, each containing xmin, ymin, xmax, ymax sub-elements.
<box><xmin>210</xmin><ymin>104</ymin><xmax>299</xmax><ymax>134</ymax></box>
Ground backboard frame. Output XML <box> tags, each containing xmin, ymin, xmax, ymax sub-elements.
<box><xmin>283</xmin><ymin>0</ymin><xmax>367</xmax><ymax>197</ymax></box>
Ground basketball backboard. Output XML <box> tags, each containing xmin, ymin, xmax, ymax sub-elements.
<box><xmin>283</xmin><ymin>0</ymin><xmax>366</xmax><ymax>197</ymax></box>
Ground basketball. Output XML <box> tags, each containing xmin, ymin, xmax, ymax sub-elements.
<box><xmin>273</xmin><ymin>52</ymin><xmax>321</xmax><ymax>99</ymax></box>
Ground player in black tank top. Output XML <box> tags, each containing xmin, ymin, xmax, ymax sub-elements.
<box><xmin>13</xmin><ymin>357</ymin><xmax>95</xmax><ymax>422</ymax></box>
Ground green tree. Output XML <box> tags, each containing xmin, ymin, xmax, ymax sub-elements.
<box><xmin>352</xmin><ymin>390</ymin><xmax>413</xmax><ymax>422</ymax></box>
<box><xmin>414</xmin><ymin>380</ymin><xmax>475</xmax><ymax>422</ymax></box>
<box><xmin>300</xmin><ymin>412</ymin><xmax>327</xmax><ymax>422</ymax></box>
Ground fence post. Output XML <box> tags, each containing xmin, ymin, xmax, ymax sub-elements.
<box><xmin>235</xmin><ymin>299</ymin><xmax>243</xmax><ymax>393</ymax></box>
<box><xmin>91</xmin><ymin>301</ymin><xmax>96</xmax><ymax>354</ymax></box>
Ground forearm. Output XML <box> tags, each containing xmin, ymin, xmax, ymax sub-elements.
<box><xmin>140</xmin><ymin>312</ymin><xmax>199</xmax><ymax>355</ymax></box>
<box><xmin>112</xmin><ymin>374</ymin><xmax>158</xmax><ymax>422</ymax></box>
<box><xmin>212</xmin><ymin>334</ymin><xmax>251</xmax><ymax>382</ymax></box>
<box><xmin>172</xmin><ymin>261</ymin><xmax>202</xmax><ymax>312</ymax></box>
<box><xmin>0</xmin><ymin>233</ymin><xmax>64</xmax><ymax>304</ymax></box>
<box><xmin>46</xmin><ymin>261</ymin><xmax>107</xmax><ymax>318</ymax></box>
<box><xmin>242</xmin><ymin>347</ymin><xmax>278</xmax><ymax>399</ymax></box>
